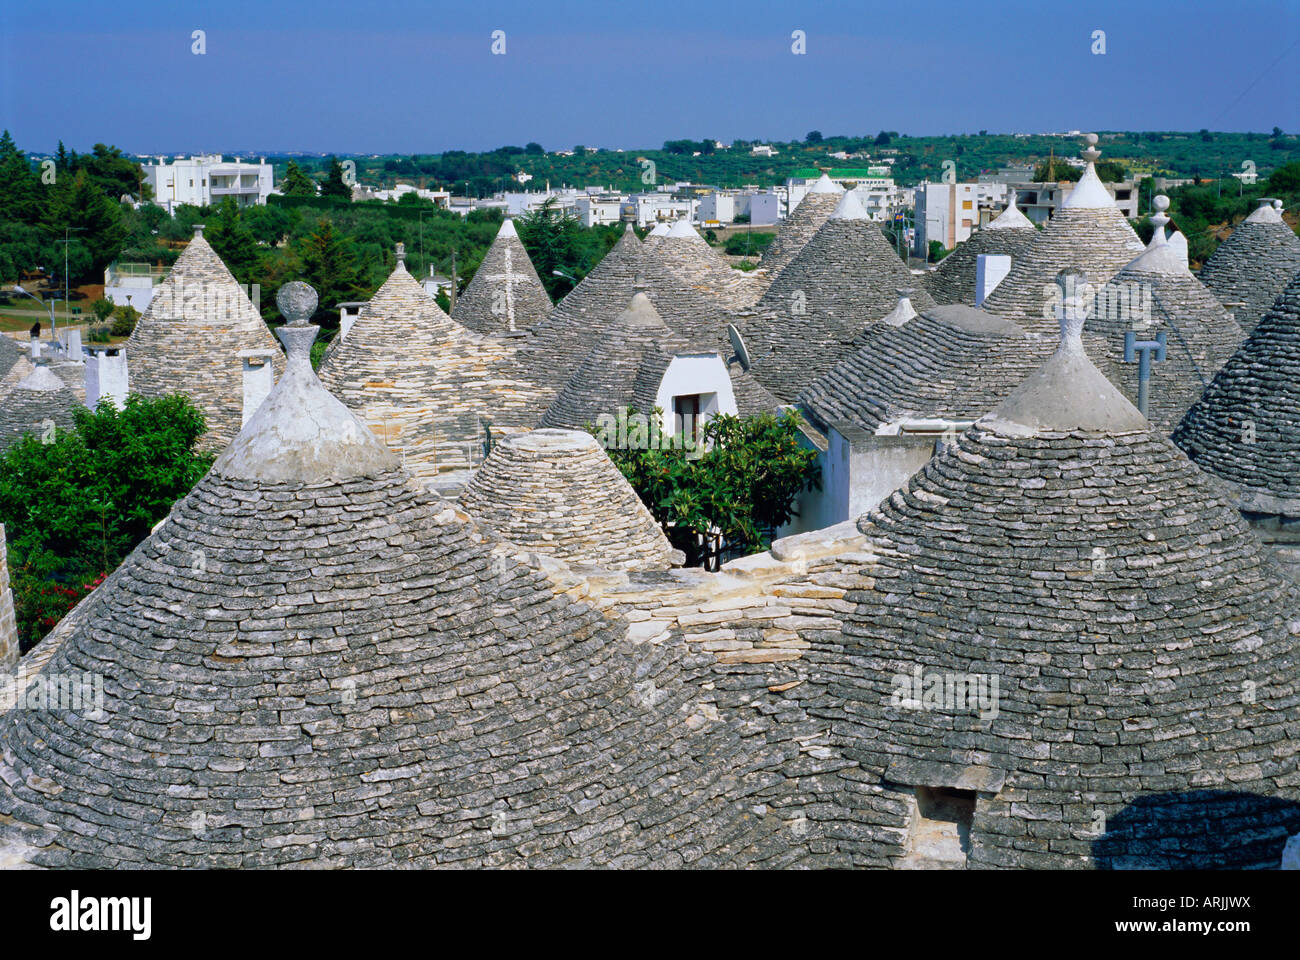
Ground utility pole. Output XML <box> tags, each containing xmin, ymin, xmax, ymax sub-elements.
<box><xmin>57</xmin><ymin>226</ymin><xmax>85</xmax><ymax>341</ymax></box>
<box><xmin>450</xmin><ymin>249</ymin><xmax>457</xmax><ymax>312</ymax></box>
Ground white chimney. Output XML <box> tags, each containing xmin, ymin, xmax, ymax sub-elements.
<box><xmin>85</xmin><ymin>347</ymin><xmax>128</xmax><ymax>410</ymax></box>
<box><xmin>238</xmin><ymin>348</ymin><xmax>278</xmax><ymax>425</ymax></box>
<box><xmin>976</xmin><ymin>254</ymin><xmax>1013</xmax><ymax>306</ymax></box>
<box><xmin>338</xmin><ymin>302</ymin><xmax>365</xmax><ymax>342</ymax></box>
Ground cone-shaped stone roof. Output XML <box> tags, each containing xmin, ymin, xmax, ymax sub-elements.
<box><xmin>923</xmin><ymin>197</ymin><xmax>1037</xmax><ymax>306</ymax></box>
<box><xmin>759</xmin><ymin>174</ymin><xmax>845</xmax><ymax>276</ymax></box>
<box><xmin>827</xmin><ymin>270</ymin><xmax>1300</xmax><ymax>868</ymax></box>
<box><xmin>0</xmin><ymin>288</ymin><xmax>821</xmax><ymax>869</ymax></box>
<box><xmin>740</xmin><ymin>192</ymin><xmax>936</xmax><ymax>400</ymax></box>
<box><xmin>125</xmin><ymin>226</ymin><xmax>285</xmax><ymax>450</ymax></box>
<box><xmin>1172</xmin><ymin>265</ymin><xmax>1300</xmax><ymax>517</ymax></box>
<box><xmin>515</xmin><ymin>224</ymin><xmax>646</xmax><ymax>389</ymax></box>
<box><xmin>642</xmin><ymin>221</ymin><xmax>671</xmax><ymax>250</ymax></box>
<box><xmin>0</xmin><ymin>334</ymin><xmax>21</xmax><ymax>383</ymax></box>
<box><xmin>451</xmin><ymin>219</ymin><xmax>552</xmax><ymax>335</ymax></box>
<box><xmin>1198</xmin><ymin>199</ymin><xmax>1300</xmax><ymax>334</ymax></box>
<box><xmin>649</xmin><ymin>220</ymin><xmax>762</xmax><ymax>310</ymax></box>
<box><xmin>540</xmin><ymin>292</ymin><xmax>690</xmax><ymax>429</ymax></box>
<box><xmin>1086</xmin><ymin>204</ymin><xmax>1245</xmax><ymax>432</ymax></box>
<box><xmin>317</xmin><ymin>249</ymin><xmax>548</xmax><ymax>479</ymax></box>
<box><xmin>0</xmin><ymin>365</ymin><xmax>78</xmax><ymax>451</ymax></box>
<box><xmin>799</xmin><ymin>304</ymin><xmax>1059</xmax><ymax>432</ymax></box>
<box><xmin>981</xmin><ymin>137</ymin><xmax>1144</xmax><ymax>326</ymax></box>
<box><xmin>459</xmin><ymin>428</ymin><xmax>675</xmax><ymax>570</ymax></box>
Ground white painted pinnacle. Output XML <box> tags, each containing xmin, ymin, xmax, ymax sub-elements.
<box><xmin>498</xmin><ymin>219</ymin><xmax>518</xmax><ymax>238</ymax></box>
<box><xmin>829</xmin><ymin>189</ymin><xmax>868</xmax><ymax>220</ymax></box>
<box><xmin>809</xmin><ymin>173</ymin><xmax>844</xmax><ymax>195</ymax></box>
<box><xmin>667</xmin><ymin>219</ymin><xmax>699</xmax><ymax>238</ymax></box>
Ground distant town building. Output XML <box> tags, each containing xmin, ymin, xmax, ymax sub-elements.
<box><xmin>913</xmin><ymin>181</ymin><xmax>1012</xmax><ymax>254</ymax></box>
<box><xmin>751</xmin><ymin>144</ymin><xmax>778</xmax><ymax>157</ymax></box>
<box><xmin>143</xmin><ymin>154</ymin><xmax>274</xmax><ymax>212</ymax></box>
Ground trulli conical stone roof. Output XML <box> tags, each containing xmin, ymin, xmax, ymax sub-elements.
<box><xmin>1172</xmin><ymin>265</ymin><xmax>1300</xmax><ymax>518</ymax></box>
<box><xmin>0</xmin><ymin>284</ymin><xmax>814</xmax><ymax>869</ymax></box>
<box><xmin>649</xmin><ymin>219</ymin><xmax>762</xmax><ymax>310</ymax></box>
<box><xmin>0</xmin><ymin>334</ymin><xmax>21</xmax><ymax>384</ymax></box>
<box><xmin>923</xmin><ymin>194</ymin><xmax>1038</xmax><ymax>306</ymax></box>
<box><xmin>1198</xmin><ymin>198</ymin><xmax>1300</xmax><ymax>334</ymax></box>
<box><xmin>451</xmin><ymin>219</ymin><xmax>552</xmax><ymax>335</ymax></box>
<box><xmin>317</xmin><ymin>246</ymin><xmax>548</xmax><ymax>480</ymax></box>
<box><xmin>982</xmin><ymin>136</ymin><xmax>1144</xmax><ymax>326</ymax></box>
<box><xmin>1086</xmin><ymin>201</ymin><xmax>1244</xmax><ymax>433</ymax></box>
<box><xmin>759</xmin><ymin>174</ymin><xmax>844</xmax><ymax>276</ymax></box>
<box><xmin>540</xmin><ymin>291</ymin><xmax>689</xmax><ymax>429</ymax></box>
<box><xmin>515</xmin><ymin>224</ymin><xmax>646</xmax><ymax>389</ymax></box>
<box><xmin>125</xmin><ymin>225</ymin><xmax>284</xmax><ymax>450</ymax></box>
<box><xmin>739</xmin><ymin>191</ymin><xmax>936</xmax><ymax>400</ymax></box>
<box><xmin>0</xmin><ymin>365</ymin><xmax>78</xmax><ymax>451</ymax></box>
<box><xmin>459</xmin><ymin>428</ymin><xmax>675</xmax><ymax>570</ymax></box>
<box><xmin>822</xmin><ymin>271</ymin><xmax>1300</xmax><ymax>868</ymax></box>
<box><xmin>798</xmin><ymin>304</ymin><xmax>1059</xmax><ymax>432</ymax></box>
<box><xmin>642</xmin><ymin>221</ymin><xmax>671</xmax><ymax>250</ymax></box>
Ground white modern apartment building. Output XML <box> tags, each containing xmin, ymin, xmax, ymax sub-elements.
<box><xmin>914</xmin><ymin>181</ymin><xmax>1012</xmax><ymax>253</ymax></box>
<box><xmin>143</xmin><ymin>155</ymin><xmax>274</xmax><ymax>212</ymax></box>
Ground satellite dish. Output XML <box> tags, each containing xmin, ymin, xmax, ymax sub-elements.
<box><xmin>727</xmin><ymin>323</ymin><xmax>751</xmax><ymax>372</ymax></box>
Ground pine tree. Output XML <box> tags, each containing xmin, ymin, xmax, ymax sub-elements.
<box><xmin>204</xmin><ymin>197</ymin><xmax>260</xmax><ymax>284</ymax></box>
<box><xmin>279</xmin><ymin>160</ymin><xmax>318</xmax><ymax>197</ymax></box>
<box><xmin>318</xmin><ymin>157</ymin><xmax>352</xmax><ymax>200</ymax></box>
<box><xmin>293</xmin><ymin>217</ymin><xmax>363</xmax><ymax>329</ymax></box>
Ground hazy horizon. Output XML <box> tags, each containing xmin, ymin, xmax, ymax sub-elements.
<box><xmin>2</xmin><ymin>0</ymin><xmax>1297</xmax><ymax>156</ymax></box>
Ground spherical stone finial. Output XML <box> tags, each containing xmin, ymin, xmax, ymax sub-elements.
<box><xmin>395</xmin><ymin>242</ymin><xmax>406</xmax><ymax>269</ymax></box>
<box><xmin>1150</xmin><ymin>195</ymin><xmax>1171</xmax><ymax>237</ymax></box>
<box><xmin>192</xmin><ymin>224</ymin><xmax>205</xmax><ymax>237</ymax></box>
<box><xmin>1080</xmin><ymin>132</ymin><xmax>1101</xmax><ymax>163</ymax></box>
<box><xmin>1153</xmin><ymin>195</ymin><xmax>1170</xmax><ymax>213</ymax></box>
<box><xmin>1084</xmin><ymin>133</ymin><xmax>1098</xmax><ymax>147</ymax></box>
<box><xmin>1275</xmin><ymin>199</ymin><xmax>1285</xmax><ymax>211</ymax></box>
<box><xmin>276</xmin><ymin>280</ymin><xmax>318</xmax><ymax>326</ymax></box>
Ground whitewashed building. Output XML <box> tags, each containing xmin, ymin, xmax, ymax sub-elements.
<box><xmin>143</xmin><ymin>155</ymin><xmax>274</xmax><ymax>212</ymax></box>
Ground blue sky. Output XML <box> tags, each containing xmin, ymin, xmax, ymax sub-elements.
<box><xmin>2</xmin><ymin>0</ymin><xmax>1297</xmax><ymax>155</ymax></box>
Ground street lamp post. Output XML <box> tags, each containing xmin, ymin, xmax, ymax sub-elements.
<box><xmin>12</xmin><ymin>284</ymin><xmax>59</xmax><ymax>346</ymax></box>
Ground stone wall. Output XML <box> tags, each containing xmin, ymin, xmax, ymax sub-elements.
<box><xmin>0</xmin><ymin>524</ymin><xmax>17</xmax><ymax>672</ymax></box>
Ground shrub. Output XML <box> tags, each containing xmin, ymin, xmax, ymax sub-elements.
<box><xmin>0</xmin><ymin>393</ymin><xmax>213</xmax><ymax>651</ymax></box>
<box><xmin>109</xmin><ymin>303</ymin><xmax>139</xmax><ymax>337</ymax></box>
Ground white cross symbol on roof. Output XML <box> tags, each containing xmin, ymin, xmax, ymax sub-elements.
<box><xmin>485</xmin><ymin>246</ymin><xmax>526</xmax><ymax>332</ymax></box>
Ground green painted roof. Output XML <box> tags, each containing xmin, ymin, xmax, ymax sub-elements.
<box><xmin>793</xmin><ymin>167</ymin><xmax>891</xmax><ymax>179</ymax></box>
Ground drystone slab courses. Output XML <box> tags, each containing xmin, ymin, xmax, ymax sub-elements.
<box><xmin>516</xmin><ymin>226</ymin><xmax>647</xmax><ymax>390</ymax></box>
<box><xmin>798</xmin><ymin>306</ymin><xmax>1060</xmax><ymax>432</ymax></box>
<box><xmin>759</xmin><ymin>188</ymin><xmax>844</xmax><ymax>277</ymax></box>
<box><xmin>649</xmin><ymin>227</ymin><xmax>763</xmax><ymax>312</ymax></box>
<box><xmin>452</xmin><ymin>224</ymin><xmax>552</xmax><ymax>336</ymax></box>
<box><xmin>0</xmin><ymin>366</ymin><xmax>78</xmax><ymax>451</ymax></box>
<box><xmin>828</xmin><ymin>424</ymin><xmax>1300</xmax><ymax>868</ymax></box>
<box><xmin>1198</xmin><ymin>213</ymin><xmax>1300</xmax><ymax>335</ymax></box>
<box><xmin>1087</xmin><ymin>260</ymin><xmax>1244</xmax><ymax>433</ymax></box>
<box><xmin>125</xmin><ymin>232</ymin><xmax>284</xmax><ymax>450</ymax></box>
<box><xmin>459</xmin><ymin>429</ymin><xmax>675</xmax><ymax>571</ymax></box>
<box><xmin>923</xmin><ymin>225</ymin><xmax>1037</xmax><ymax>306</ymax></box>
<box><xmin>540</xmin><ymin>293</ymin><xmax>690</xmax><ymax>430</ymax></box>
<box><xmin>981</xmin><ymin>206</ymin><xmax>1144</xmax><ymax>326</ymax></box>
<box><xmin>742</xmin><ymin>217</ymin><xmax>936</xmax><ymax>400</ymax></box>
<box><xmin>1172</xmin><ymin>267</ymin><xmax>1300</xmax><ymax>517</ymax></box>
<box><xmin>318</xmin><ymin>264</ymin><xmax>549</xmax><ymax>479</ymax></box>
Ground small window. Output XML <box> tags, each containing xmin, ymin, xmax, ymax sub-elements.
<box><xmin>673</xmin><ymin>394</ymin><xmax>702</xmax><ymax>444</ymax></box>
<box><xmin>962</xmin><ymin>200</ymin><xmax>973</xmax><ymax>210</ymax></box>
<box><xmin>900</xmin><ymin>787</ymin><xmax>975</xmax><ymax>868</ymax></box>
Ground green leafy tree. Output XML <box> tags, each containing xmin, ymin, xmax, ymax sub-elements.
<box><xmin>203</xmin><ymin>196</ymin><xmax>260</xmax><ymax>283</ymax></box>
<box><xmin>600</xmin><ymin>410</ymin><xmax>820</xmax><ymax>569</ymax></box>
<box><xmin>279</xmin><ymin>160</ymin><xmax>318</xmax><ymax>197</ymax></box>
<box><xmin>516</xmin><ymin>197</ymin><xmax>586</xmax><ymax>298</ymax></box>
<box><xmin>44</xmin><ymin>168</ymin><xmax>128</xmax><ymax>283</ymax></box>
<box><xmin>0</xmin><ymin>394</ymin><xmax>213</xmax><ymax>651</ymax></box>
<box><xmin>292</xmin><ymin>217</ymin><xmax>364</xmax><ymax>329</ymax></box>
<box><xmin>806</xmin><ymin>130</ymin><xmax>823</xmax><ymax>143</ymax></box>
<box><xmin>319</xmin><ymin>156</ymin><xmax>352</xmax><ymax>199</ymax></box>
